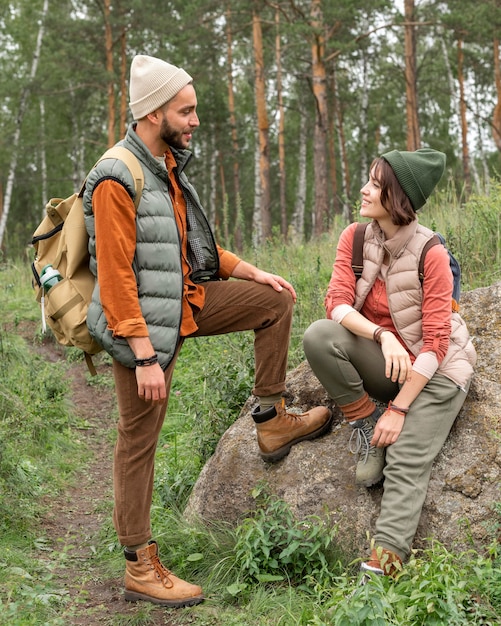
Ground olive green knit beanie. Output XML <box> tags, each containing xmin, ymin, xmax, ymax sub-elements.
<box><xmin>382</xmin><ymin>148</ymin><xmax>446</xmax><ymax>211</ymax></box>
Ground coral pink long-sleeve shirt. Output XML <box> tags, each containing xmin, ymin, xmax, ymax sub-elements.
<box><xmin>91</xmin><ymin>149</ymin><xmax>241</xmax><ymax>340</ymax></box>
<box><xmin>324</xmin><ymin>222</ymin><xmax>453</xmax><ymax>376</ymax></box>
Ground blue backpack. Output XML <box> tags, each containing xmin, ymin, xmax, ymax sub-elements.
<box><xmin>351</xmin><ymin>222</ymin><xmax>461</xmax><ymax>312</ymax></box>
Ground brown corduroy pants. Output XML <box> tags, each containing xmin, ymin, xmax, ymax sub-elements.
<box><xmin>112</xmin><ymin>280</ymin><xmax>294</xmax><ymax>546</ymax></box>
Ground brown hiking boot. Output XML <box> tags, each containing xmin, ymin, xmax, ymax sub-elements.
<box><xmin>252</xmin><ymin>399</ymin><xmax>332</xmax><ymax>462</ymax></box>
<box><xmin>360</xmin><ymin>547</ymin><xmax>402</xmax><ymax>578</ymax></box>
<box><xmin>124</xmin><ymin>541</ymin><xmax>204</xmax><ymax>607</ymax></box>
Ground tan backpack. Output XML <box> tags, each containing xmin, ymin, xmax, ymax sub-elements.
<box><xmin>31</xmin><ymin>146</ymin><xmax>144</xmax><ymax>374</ymax></box>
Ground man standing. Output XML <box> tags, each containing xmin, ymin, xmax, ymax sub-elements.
<box><xmin>83</xmin><ymin>55</ymin><xmax>332</xmax><ymax>607</ymax></box>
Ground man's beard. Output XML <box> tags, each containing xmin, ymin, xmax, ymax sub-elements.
<box><xmin>160</xmin><ymin>117</ymin><xmax>186</xmax><ymax>151</ymax></box>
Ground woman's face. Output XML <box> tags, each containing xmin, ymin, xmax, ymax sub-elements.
<box><xmin>360</xmin><ymin>166</ymin><xmax>389</xmax><ymax>222</ymax></box>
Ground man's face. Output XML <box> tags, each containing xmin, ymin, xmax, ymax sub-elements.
<box><xmin>159</xmin><ymin>84</ymin><xmax>199</xmax><ymax>150</ymax></box>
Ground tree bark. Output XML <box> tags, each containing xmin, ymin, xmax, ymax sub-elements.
<box><xmin>225</xmin><ymin>5</ymin><xmax>243</xmax><ymax>251</ymax></box>
<box><xmin>275</xmin><ymin>8</ymin><xmax>287</xmax><ymax>238</ymax></box>
<box><xmin>291</xmin><ymin>99</ymin><xmax>307</xmax><ymax>242</ymax></box>
<box><xmin>253</xmin><ymin>5</ymin><xmax>271</xmax><ymax>241</ymax></box>
<box><xmin>492</xmin><ymin>37</ymin><xmax>501</xmax><ymax>153</ymax></box>
<box><xmin>119</xmin><ymin>27</ymin><xmax>128</xmax><ymax>139</ymax></box>
<box><xmin>404</xmin><ymin>0</ymin><xmax>421</xmax><ymax>150</ymax></box>
<box><xmin>310</xmin><ymin>0</ymin><xmax>329</xmax><ymax>237</ymax></box>
<box><xmin>104</xmin><ymin>0</ymin><xmax>116</xmax><ymax>148</ymax></box>
<box><xmin>0</xmin><ymin>0</ymin><xmax>49</xmax><ymax>249</ymax></box>
<box><xmin>332</xmin><ymin>67</ymin><xmax>350</xmax><ymax>221</ymax></box>
<box><xmin>457</xmin><ymin>38</ymin><xmax>471</xmax><ymax>191</ymax></box>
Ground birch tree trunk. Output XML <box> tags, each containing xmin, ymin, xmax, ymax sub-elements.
<box><xmin>332</xmin><ymin>67</ymin><xmax>351</xmax><ymax>221</ymax></box>
<box><xmin>275</xmin><ymin>8</ymin><xmax>287</xmax><ymax>238</ymax></box>
<box><xmin>310</xmin><ymin>0</ymin><xmax>329</xmax><ymax>236</ymax></box>
<box><xmin>253</xmin><ymin>5</ymin><xmax>271</xmax><ymax>241</ymax></box>
<box><xmin>291</xmin><ymin>99</ymin><xmax>307</xmax><ymax>241</ymax></box>
<box><xmin>404</xmin><ymin>0</ymin><xmax>421</xmax><ymax>150</ymax></box>
<box><xmin>252</xmin><ymin>140</ymin><xmax>262</xmax><ymax>248</ymax></box>
<box><xmin>0</xmin><ymin>0</ymin><xmax>49</xmax><ymax>249</ymax></box>
<box><xmin>39</xmin><ymin>99</ymin><xmax>47</xmax><ymax>219</ymax></box>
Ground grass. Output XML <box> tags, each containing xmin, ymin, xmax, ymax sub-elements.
<box><xmin>0</xmin><ymin>186</ymin><xmax>500</xmax><ymax>624</ymax></box>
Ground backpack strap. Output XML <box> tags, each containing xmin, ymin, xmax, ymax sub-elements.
<box><xmin>94</xmin><ymin>146</ymin><xmax>145</xmax><ymax>209</ymax></box>
<box><xmin>80</xmin><ymin>147</ymin><xmax>144</xmax><ymax>375</ymax></box>
<box><xmin>351</xmin><ymin>222</ymin><xmax>369</xmax><ymax>280</ymax></box>
<box><xmin>418</xmin><ymin>235</ymin><xmax>441</xmax><ymax>283</ymax></box>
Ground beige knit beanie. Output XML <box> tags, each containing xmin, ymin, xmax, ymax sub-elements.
<box><xmin>129</xmin><ymin>55</ymin><xmax>193</xmax><ymax>120</ymax></box>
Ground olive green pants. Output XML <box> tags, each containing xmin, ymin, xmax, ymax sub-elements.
<box><xmin>303</xmin><ymin>319</ymin><xmax>469</xmax><ymax>560</ymax></box>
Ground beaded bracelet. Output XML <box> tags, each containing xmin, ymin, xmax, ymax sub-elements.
<box><xmin>387</xmin><ymin>401</ymin><xmax>409</xmax><ymax>416</ymax></box>
<box><xmin>373</xmin><ymin>326</ymin><xmax>390</xmax><ymax>344</ymax></box>
<box><xmin>134</xmin><ymin>354</ymin><xmax>159</xmax><ymax>367</ymax></box>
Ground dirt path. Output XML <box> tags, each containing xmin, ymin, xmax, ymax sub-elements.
<box><xmin>28</xmin><ymin>327</ymin><xmax>178</xmax><ymax>625</ymax></box>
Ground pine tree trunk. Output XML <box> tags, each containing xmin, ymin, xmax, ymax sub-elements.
<box><xmin>119</xmin><ymin>27</ymin><xmax>128</xmax><ymax>139</ymax></box>
<box><xmin>104</xmin><ymin>0</ymin><xmax>116</xmax><ymax>148</ymax></box>
<box><xmin>404</xmin><ymin>0</ymin><xmax>421</xmax><ymax>150</ymax></box>
<box><xmin>225</xmin><ymin>5</ymin><xmax>243</xmax><ymax>251</ymax></box>
<box><xmin>492</xmin><ymin>37</ymin><xmax>501</xmax><ymax>153</ymax></box>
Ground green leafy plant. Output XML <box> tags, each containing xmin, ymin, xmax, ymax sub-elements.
<box><xmin>233</xmin><ymin>483</ymin><xmax>342</xmax><ymax>588</ymax></box>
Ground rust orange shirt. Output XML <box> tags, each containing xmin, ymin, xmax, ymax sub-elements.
<box><xmin>92</xmin><ymin>149</ymin><xmax>241</xmax><ymax>339</ymax></box>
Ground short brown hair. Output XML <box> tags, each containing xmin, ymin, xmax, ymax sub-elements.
<box><xmin>370</xmin><ymin>157</ymin><xmax>416</xmax><ymax>226</ymax></box>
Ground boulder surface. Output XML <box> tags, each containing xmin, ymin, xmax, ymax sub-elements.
<box><xmin>185</xmin><ymin>283</ymin><xmax>501</xmax><ymax>557</ymax></box>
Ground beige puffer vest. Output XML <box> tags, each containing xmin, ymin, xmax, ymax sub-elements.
<box><xmin>354</xmin><ymin>221</ymin><xmax>476</xmax><ymax>390</ymax></box>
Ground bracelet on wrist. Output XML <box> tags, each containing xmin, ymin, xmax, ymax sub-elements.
<box><xmin>373</xmin><ymin>326</ymin><xmax>390</xmax><ymax>344</ymax></box>
<box><xmin>387</xmin><ymin>401</ymin><xmax>409</xmax><ymax>416</ymax></box>
<box><xmin>134</xmin><ymin>354</ymin><xmax>159</xmax><ymax>367</ymax></box>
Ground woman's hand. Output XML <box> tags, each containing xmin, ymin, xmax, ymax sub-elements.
<box><xmin>371</xmin><ymin>409</ymin><xmax>405</xmax><ymax>447</ymax></box>
<box><xmin>380</xmin><ymin>332</ymin><xmax>413</xmax><ymax>384</ymax></box>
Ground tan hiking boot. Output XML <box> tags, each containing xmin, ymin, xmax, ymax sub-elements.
<box><xmin>124</xmin><ymin>541</ymin><xmax>204</xmax><ymax>607</ymax></box>
<box><xmin>252</xmin><ymin>399</ymin><xmax>332</xmax><ymax>462</ymax></box>
<box><xmin>349</xmin><ymin>413</ymin><xmax>385</xmax><ymax>487</ymax></box>
<box><xmin>360</xmin><ymin>547</ymin><xmax>402</xmax><ymax>578</ymax></box>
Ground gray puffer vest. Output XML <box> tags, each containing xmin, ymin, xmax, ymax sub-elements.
<box><xmin>354</xmin><ymin>220</ymin><xmax>476</xmax><ymax>390</ymax></box>
<box><xmin>82</xmin><ymin>126</ymin><xmax>220</xmax><ymax>369</ymax></box>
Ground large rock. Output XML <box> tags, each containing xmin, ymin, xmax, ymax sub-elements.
<box><xmin>185</xmin><ymin>283</ymin><xmax>501</xmax><ymax>557</ymax></box>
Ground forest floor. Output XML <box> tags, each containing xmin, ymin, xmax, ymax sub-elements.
<box><xmin>25</xmin><ymin>322</ymin><xmax>185</xmax><ymax>626</ymax></box>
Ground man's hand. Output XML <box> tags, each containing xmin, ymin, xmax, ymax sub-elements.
<box><xmin>251</xmin><ymin>269</ymin><xmax>297</xmax><ymax>302</ymax></box>
<box><xmin>230</xmin><ymin>260</ymin><xmax>297</xmax><ymax>302</ymax></box>
<box><xmin>135</xmin><ymin>363</ymin><xmax>166</xmax><ymax>403</ymax></box>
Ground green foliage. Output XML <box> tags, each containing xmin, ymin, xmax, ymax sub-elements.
<box><xmin>232</xmin><ymin>484</ymin><xmax>343</xmax><ymax>589</ymax></box>
<box><xmin>4</xmin><ymin>0</ymin><xmax>501</xmax><ymax>257</ymax></box>
<box><xmin>315</xmin><ymin>541</ymin><xmax>501</xmax><ymax>625</ymax></box>
<box><xmin>0</xmin><ymin>305</ymin><xmax>78</xmax><ymax>532</ymax></box>
<box><xmin>404</xmin><ymin>182</ymin><xmax>501</xmax><ymax>291</ymax></box>
<box><xmin>154</xmin><ymin>333</ymin><xmax>255</xmax><ymax>509</ymax></box>
<box><xmin>1</xmin><ymin>206</ymin><xmax>501</xmax><ymax>624</ymax></box>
